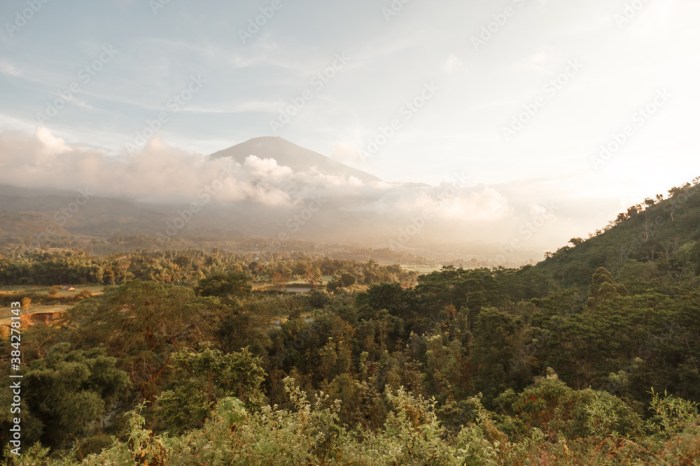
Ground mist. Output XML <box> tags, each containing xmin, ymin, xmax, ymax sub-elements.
<box><xmin>0</xmin><ymin>127</ymin><xmax>630</xmax><ymax>264</ymax></box>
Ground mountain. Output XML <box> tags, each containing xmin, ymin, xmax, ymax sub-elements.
<box><xmin>15</xmin><ymin>139</ymin><xmax>697</xmax><ymax>266</ymax></box>
<box><xmin>531</xmin><ymin>180</ymin><xmax>700</xmax><ymax>288</ymax></box>
<box><xmin>210</xmin><ymin>136</ymin><xmax>381</xmax><ymax>184</ymax></box>
<box><xmin>0</xmin><ymin>137</ymin><xmax>387</xmax><ymax>250</ymax></box>
<box><xmin>0</xmin><ymin>184</ymin><xmax>178</xmax><ymax>238</ymax></box>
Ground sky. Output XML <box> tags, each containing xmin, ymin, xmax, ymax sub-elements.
<box><xmin>1</xmin><ymin>0</ymin><xmax>699</xmax><ymax>256</ymax></box>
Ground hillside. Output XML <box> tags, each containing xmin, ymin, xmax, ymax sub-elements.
<box><xmin>0</xmin><ymin>185</ymin><xmax>182</xmax><ymax>241</ymax></box>
<box><xmin>533</xmin><ymin>179</ymin><xmax>700</xmax><ymax>287</ymax></box>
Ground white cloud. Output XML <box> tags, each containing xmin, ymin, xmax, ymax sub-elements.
<box><xmin>0</xmin><ymin>129</ymin><xmax>419</xmax><ymax>210</ymax></box>
<box><xmin>438</xmin><ymin>187</ymin><xmax>511</xmax><ymax>221</ymax></box>
<box><xmin>354</xmin><ymin>183</ymin><xmax>511</xmax><ymax>223</ymax></box>
<box><xmin>626</xmin><ymin>0</ymin><xmax>674</xmax><ymax>38</ymax></box>
<box><xmin>0</xmin><ymin>61</ymin><xmax>20</xmax><ymax>77</ymax></box>
<box><xmin>0</xmin><ymin>129</ymin><xmax>516</xmax><ymax>224</ymax></box>
<box><xmin>443</xmin><ymin>54</ymin><xmax>463</xmax><ymax>73</ymax></box>
<box><xmin>183</xmin><ymin>100</ymin><xmax>282</xmax><ymax>114</ymax></box>
<box><xmin>243</xmin><ymin>155</ymin><xmax>294</xmax><ymax>178</ymax></box>
<box><xmin>2</xmin><ymin>127</ymin><xmax>683</xmax><ymax>257</ymax></box>
<box><xmin>516</xmin><ymin>46</ymin><xmax>562</xmax><ymax>73</ymax></box>
<box><xmin>330</xmin><ymin>142</ymin><xmax>364</xmax><ymax>164</ymax></box>
<box><xmin>0</xmin><ymin>129</ymin><xmax>285</xmax><ymax>205</ymax></box>
<box><xmin>35</xmin><ymin>127</ymin><xmax>71</xmax><ymax>155</ymax></box>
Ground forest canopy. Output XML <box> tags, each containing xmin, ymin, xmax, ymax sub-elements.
<box><xmin>1</xmin><ymin>180</ymin><xmax>699</xmax><ymax>464</ymax></box>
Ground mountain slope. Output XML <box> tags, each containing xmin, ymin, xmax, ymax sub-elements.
<box><xmin>210</xmin><ymin>136</ymin><xmax>381</xmax><ymax>183</ymax></box>
<box><xmin>0</xmin><ymin>185</ymin><xmax>178</xmax><ymax>238</ymax></box>
<box><xmin>532</xmin><ymin>180</ymin><xmax>700</xmax><ymax>287</ymax></box>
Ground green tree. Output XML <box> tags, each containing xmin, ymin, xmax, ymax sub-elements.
<box><xmin>195</xmin><ymin>272</ymin><xmax>252</xmax><ymax>300</ymax></box>
<box><xmin>586</xmin><ymin>267</ymin><xmax>624</xmax><ymax>309</ymax></box>
<box><xmin>155</xmin><ymin>347</ymin><xmax>266</xmax><ymax>433</ymax></box>
<box><xmin>69</xmin><ymin>281</ymin><xmax>225</xmax><ymax>399</ymax></box>
<box><xmin>22</xmin><ymin>343</ymin><xmax>130</xmax><ymax>449</ymax></box>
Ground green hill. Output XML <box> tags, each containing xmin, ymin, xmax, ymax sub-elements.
<box><xmin>533</xmin><ymin>178</ymin><xmax>700</xmax><ymax>288</ymax></box>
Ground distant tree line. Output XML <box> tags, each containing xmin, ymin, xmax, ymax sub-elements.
<box><xmin>0</xmin><ymin>250</ymin><xmax>417</xmax><ymax>288</ymax></box>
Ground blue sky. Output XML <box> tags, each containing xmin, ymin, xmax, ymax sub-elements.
<box><xmin>1</xmin><ymin>0</ymin><xmax>699</xmax><ymax>210</ymax></box>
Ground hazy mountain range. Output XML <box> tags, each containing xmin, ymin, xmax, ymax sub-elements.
<box><xmin>0</xmin><ymin>132</ymin><xmax>602</xmax><ymax>264</ymax></box>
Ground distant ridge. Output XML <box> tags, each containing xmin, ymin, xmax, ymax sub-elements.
<box><xmin>210</xmin><ymin>137</ymin><xmax>381</xmax><ymax>184</ymax></box>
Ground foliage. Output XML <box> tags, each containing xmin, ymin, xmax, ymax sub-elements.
<box><xmin>154</xmin><ymin>347</ymin><xmax>266</xmax><ymax>433</ymax></box>
<box><xmin>4</xmin><ymin>178</ymin><xmax>700</xmax><ymax>463</ymax></box>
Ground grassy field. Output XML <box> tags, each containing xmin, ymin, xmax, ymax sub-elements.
<box><xmin>400</xmin><ymin>264</ymin><xmax>442</xmax><ymax>274</ymax></box>
<box><xmin>0</xmin><ymin>284</ymin><xmax>105</xmax><ymax>298</ymax></box>
<box><xmin>0</xmin><ymin>304</ymin><xmax>71</xmax><ymax>320</ymax></box>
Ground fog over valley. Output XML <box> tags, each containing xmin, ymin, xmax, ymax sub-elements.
<box><xmin>1</xmin><ymin>128</ymin><xmax>627</xmax><ymax>265</ymax></box>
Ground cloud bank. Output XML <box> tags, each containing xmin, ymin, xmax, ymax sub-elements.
<box><xmin>0</xmin><ymin>128</ymin><xmax>625</xmax><ymax>263</ymax></box>
<box><xmin>1</xmin><ymin>128</ymin><xmax>371</xmax><ymax>207</ymax></box>
<box><xmin>0</xmin><ymin>128</ymin><xmax>512</xmax><ymax>218</ymax></box>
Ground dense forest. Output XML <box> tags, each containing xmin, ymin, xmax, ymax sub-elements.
<box><xmin>1</xmin><ymin>180</ymin><xmax>699</xmax><ymax>464</ymax></box>
<box><xmin>0</xmin><ymin>250</ymin><xmax>417</xmax><ymax>290</ymax></box>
